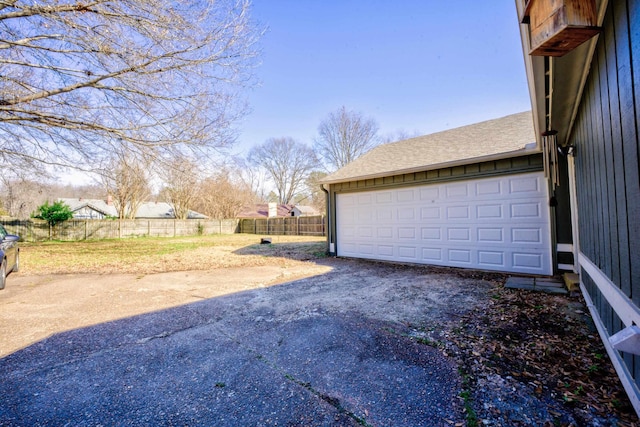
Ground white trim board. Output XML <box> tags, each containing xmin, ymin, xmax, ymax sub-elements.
<box><xmin>579</xmin><ymin>253</ymin><xmax>640</xmax><ymax>327</ymax></box>
<box><xmin>557</xmin><ymin>243</ymin><xmax>573</xmax><ymax>252</ymax></box>
<box><xmin>581</xmin><ymin>283</ymin><xmax>640</xmax><ymax>416</ymax></box>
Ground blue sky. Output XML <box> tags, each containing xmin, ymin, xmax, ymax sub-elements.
<box><xmin>233</xmin><ymin>0</ymin><xmax>532</xmax><ymax>156</ymax></box>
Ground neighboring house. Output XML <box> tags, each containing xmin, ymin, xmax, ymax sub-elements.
<box><xmin>59</xmin><ymin>198</ymin><xmax>208</xmax><ymax>220</ymax></box>
<box><xmin>320</xmin><ymin>111</ymin><xmax>552</xmax><ymax>275</ymax></box>
<box><xmin>135</xmin><ymin>202</ymin><xmax>208</xmax><ymax>220</ymax></box>
<box><xmin>60</xmin><ymin>198</ymin><xmax>117</xmax><ymax>219</ymax></box>
<box><xmin>516</xmin><ymin>0</ymin><xmax>640</xmax><ymax>414</ymax></box>
<box><xmin>238</xmin><ymin>203</ymin><xmax>319</xmax><ymax>218</ymax></box>
<box><xmin>289</xmin><ymin>205</ymin><xmax>320</xmax><ymax>217</ymax></box>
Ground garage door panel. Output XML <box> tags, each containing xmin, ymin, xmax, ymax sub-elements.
<box><xmin>511</xmin><ymin>228</ymin><xmax>543</xmax><ymax>244</ymax></box>
<box><xmin>445</xmin><ymin>183</ymin><xmax>469</xmax><ymax>198</ymax></box>
<box><xmin>476</xmin><ymin>204</ymin><xmax>504</xmax><ymax>219</ymax></box>
<box><xmin>478</xmin><ymin>251</ymin><xmax>505</xmax><ymax>267</ymax></box>
<box><xmin>512</xmin><ymin>252</ymin><xmax>544</xmax><ymax>270</ymax></box>
<box><xmin>477</xmin><ymin>228</ymin><xmax>504</xmax><ymax>243</ymax></box>
<box><xmin>398</xmin><ymin>209</ymin><xmax>416</xmax><ymax>220</ymax></box>
<box><xmin>447</xmin><ymin>227</ymin><xmax>471</xmax><ymax>241</ymax></box>
<box><xmin>421</xmin><ymin>227</ymin><xmax>441</xmax><ymax>240</ymax></box>
<box><xmin>376</xmin><ymin>192</ymin><xmax>393</xmax><ymax>203</ymax></box>
<box><xmin>510</xmin><ymin>202</ymin><xmax>542</xmax><ymax>218</ymax></box>
<box><xmin>475</xmin><ymin>179</ymin><xmax>502</xmax><ymax>196</ymax></box>
<box><xmin>377</xmin><ymin>227</ymin><xmax>393</xmax><ymax>238</ymax></box>
<box><xmin>446</xmin><ymin>206</ymin><xmax>470</xmax><ymax>219</ymax></box>
<box><xmin>376</xmin><ymin>207</ymin><xmax>393</xmax><ymax>220</ymax></box>
<box><xmin>336</xmin><ymin>172</ymin><xmax>552</xmax><ymax>275</ymax></box>
<box><xmin>421</xmin><ymin>207</ymin><xmax>441</xmax><ymax>219</ymax></box>
<box><xmin>448</xmin><ymin>249</ymin><xmax>472</xmax><ymax>264</ymax></box>
<box><xmin>398</xmin><ymin>246</ymin><xmax>417</xmax><ymax>259</ymax></box>
<box><xmin>397</xmin><ymin>189</ymin><xmax>415</xmax><ymax>202</ymax></box>
<box><xmin>358</xmin><ymin>227</ymin><xmax>374</xmax><ymax>238</ymax></box>
<box><xmin>359</xmin><ymin>244</ymin><xmax>375</xmax><ymax>255</ymax></box>
<box><xmin>420</xmin><ymin>187</ymin><xmax>440</xmax><ymax>200</ymax></box>
<box><xmin>422</xmin><ymin>247</ymin><xmax>443</xmax><ymax>261</ymax></box>
<box><xmin>398</xmin><ymin>227</ymin><xmax>417</xmax><ymax>239</ymax></box>
<box><xmin>509</xmin><ymin>175</ymin><xmax>542</xmax><ymax>193</ymax></box>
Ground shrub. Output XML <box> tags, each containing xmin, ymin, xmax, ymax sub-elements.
<box><xmin>33</xmin><ymin>201</ymin><xmax>74</xmax><ymax>226</ymax></box>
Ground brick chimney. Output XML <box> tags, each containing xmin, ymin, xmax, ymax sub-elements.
<box><xmin>106</xmin><ymin>194</ymin><xmax>113</xmax><ymax>205</ymax></box>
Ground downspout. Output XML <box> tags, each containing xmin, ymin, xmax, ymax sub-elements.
<box><xmin>320</xmin><ymin>183</ymin><xmax>333</xmax><ymax>255</ymax></box>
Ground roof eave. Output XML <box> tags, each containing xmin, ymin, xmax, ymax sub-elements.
<box><xmin>321</xmin><ymin>147</ymin><xmax>540</xmax><ymax>185</ymax></box>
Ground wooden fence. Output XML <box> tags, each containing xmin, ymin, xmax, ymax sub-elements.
<box><xmin>0</xmin><ymin>216</ymin><xmax>325</xmax><ymax>241</ymax></box>
<box><xmin>238</xmin><ymin>215</ymin><xmax>325</xmax><ymax>236</ymax></box>
<box><xmin>0</xmin><ymin>218</ymin><xmax>239</xmax><ymax>242</ymax></box>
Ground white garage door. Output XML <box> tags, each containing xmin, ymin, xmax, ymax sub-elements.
<box><xmin>336</xmin><ymin>172</ymin><xmax>552</xmax><ymax>275</ymax></box>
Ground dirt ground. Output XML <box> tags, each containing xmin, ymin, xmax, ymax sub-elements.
<box><xmin>0</xmin><ymin>263</ymin><xmax>334</xmax><ymax>358</ymax></box>
<box><xmin>1</xmin><ymin>239</ymin><xmax>638</xmax><ymax>425</ymax></box>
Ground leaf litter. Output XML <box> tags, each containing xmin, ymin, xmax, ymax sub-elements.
<box><xmin>427</xmin><ymin>272</ymin><xmax>638</xmax><ymax>426</ymax></box>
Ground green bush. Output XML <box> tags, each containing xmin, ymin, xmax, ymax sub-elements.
<box><xmin>33</xmin><ymin>201</ymin><xmax>74</xmax><ymax>226</ymax></box>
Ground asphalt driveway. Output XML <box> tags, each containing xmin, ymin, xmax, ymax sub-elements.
<box><xmin>0</xmin><ymin>259</ymin><xmax>493</xmax><ymax>426</ymax></box>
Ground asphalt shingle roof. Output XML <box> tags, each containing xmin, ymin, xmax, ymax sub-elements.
<box><xmin>321</xmin><ymin>111</ymin><xmax>537</xmax><ymax>184</ymax></box>
<box><xmin>59</xmin><ymin>198</ymin><xmax>208</xmax><ymax>219</ymax></box>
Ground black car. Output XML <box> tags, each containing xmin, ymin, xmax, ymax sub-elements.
<box><xmin>0</xmin><ymin>224</ymin><xmax>19</xmax><ymax>290</ymax></box>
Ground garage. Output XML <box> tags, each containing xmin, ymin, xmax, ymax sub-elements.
<box><xmin>321</xmin><ymin>113</ymin><xmax>557</xmax><ymax>276</ymax></box>
<box><xmin>335</xmin><ymin>171</ymin><xmax>552</xmax><ymax>275</ymax></box>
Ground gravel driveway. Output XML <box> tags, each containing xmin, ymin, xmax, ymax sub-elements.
<box><xmin>0</xmin><ymin>258</ymin><xmax>494</xmax><ymax>426</ymax></box>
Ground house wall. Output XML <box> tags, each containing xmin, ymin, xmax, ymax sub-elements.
<box><xmin>567</xmin><ymin>0</ymin><xmax>640</xmax><ymax>400</ymax></box>
<box><xmin>326</xmin><ymin>154</ymin><xmax>544</xmax><ymax>255</ymax></box>
<box><xmin>73</xmin><ymin>207</ymin><xmax>107</xmax><ymax>220</ymax></box>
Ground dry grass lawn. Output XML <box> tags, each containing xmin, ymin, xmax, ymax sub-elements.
<box><xmin>19</xmin><ymin>234</ymin><xmax>326</xmax><ymax>275</ymax></box>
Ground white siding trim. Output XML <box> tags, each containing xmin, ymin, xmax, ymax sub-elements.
<box><xmin>581</xmin><ymin>283</ymin><xmax>640</xmax><ymax>415</ymax></box>
<box><xmin>557</xmin><ymin>243</ymin><xmax>573</xmax><ymax>252</ymax></box>
<box><xmin>567</xmin><ymin>156</ymin><xmax>580</xmax><ymax>274</ymax></box>
<box><xmin>579</xmin><ymin>253</ymin><xmax>640</xmax><ymax>327</ymax></box>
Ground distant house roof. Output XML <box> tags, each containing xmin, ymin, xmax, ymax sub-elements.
<box><xmin>292</xmin><ymin>205</ymin><xmax>320</xmax><ymax>216</ymax></box>
<box><xmin>59</xmin><ymin>198</ymin><xmax>208</xmax><ymax>219</ymax></box>
<box><xmin>61</xmin><ymin>198</ymin><xmax>117</xmax><ymax>217</ymax></box>
<box><xmin>134</xmin><ymin>202</ymin><xmax>208</xmax><ymax>219</ymax></box>
<box><xmin>237</xmin><ymin>204</ymin><xmax>319</xmax><ymax>218</ymax></box>
<box><xmin>321</xmin><ymin>111</ymin><xmax>537</xmax><ymax>184</ymax></box>
<box><xmin>237</xmin><ymin>204</ymin><xmax>294</xmax><ymax>218</ymax></box>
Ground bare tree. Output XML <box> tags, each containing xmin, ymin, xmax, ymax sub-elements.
<box><xmin>315</xmin><ymin>106</ymin><xmax>379</xmax><ymax>171</ymax></box>
<box><xmin>304</xmin><ymin>170</ymin><xmax>328</xmax><ymax>213</ymax></box>
<box><xmin>0</xmin><ymin>174</ymin><xmax>49</xmax><ymax>218</ymax></box>
<box><xmin>161</xmin><ymin>157</ymin><xmax>200</xmax><ymax>219</ymax></box>
<box><xmin>0</xmin><ymin>170</ymin><xmax>108</xmax><ymax>218</ymax></box>
<box><xmin>101</xmin><ymin>154</ymin><xmax>150</xmax><ymax>219</ymax></box>
<box><xmin>193</xmin><ymin>169</ymin><xmax>255</xmax><ymax>219</ymax></box>
<box><xmin>0</xmin><ymin>0</ymin><xmax>262</xmax><ymax>172</ymax></box>
<box><xmin>234</xmin><ymin>157</ymin><xmax>269</xmax><ymax>203</ymax></box>
<box><xmin>248</xmin><ymin>137</ymin><xmax>316</xmax><ymax>205</ymax></box>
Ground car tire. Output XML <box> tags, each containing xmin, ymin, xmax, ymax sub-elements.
<box><xmin>12</xmin><ymin>250</ymin><xmax>19</xmax><ymax>273</ymax></box>
<box><xmin>0</xmin><ymin>259</ymin><xmax>6</xmax><ymax>290</ymax></box>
